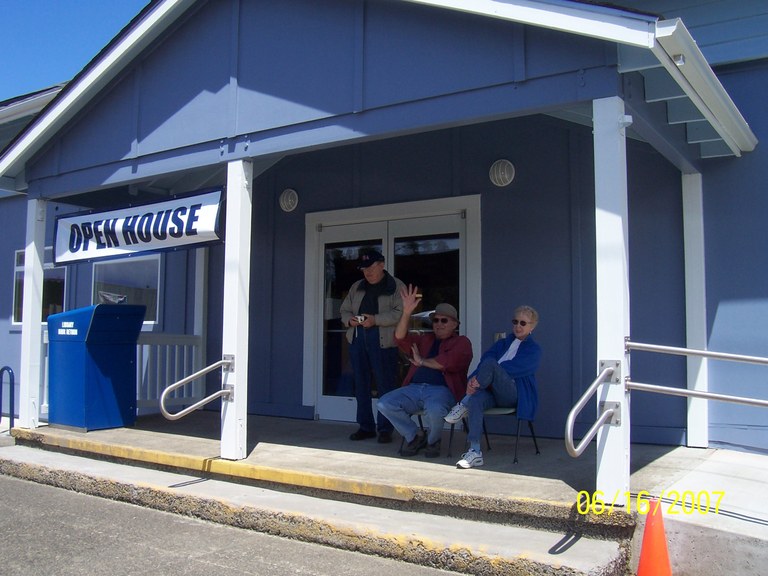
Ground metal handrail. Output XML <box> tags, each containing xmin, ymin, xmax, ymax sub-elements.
<box><xmin>625</xmin><ymin>338</ymin><xmax>768</xmax><ymax>407</ymax></box>
<box><xmin>566</xmin><ymin>340</ymin><xmax>768</xmax><ymax>459</ymax></box>
<box><xmin>625</xmin><ymin>338</ymin><xmax>768</xmax><ymax>366</ymax></box>
<box><xmin>160</xmin><ymin>358</ymin><xmax>232</xmax><ymax>421</ymax></box>
<box><xmin>1</xmin><ymin>366</ymin><xmax>15</xmax><ymax>431</ymax></box>
<box><xmin>626</xmin><ymin>381</ymin><xmax>768</xmax><ymax>408</ymax></box>
<box><xmin>565</xmin><ymin>365</ymin><xmax>616</xmax><ymax>457</ymax></box>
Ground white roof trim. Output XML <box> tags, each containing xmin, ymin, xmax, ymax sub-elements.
<box><xmin>653</xmin><ymin>19</ymin><xmax>757</xmax><ymax>157</ymax></box>
<box><xmin>0</xmin><ymin>0</ymin><xmax>197</xmax><ymax>180</ymax></box>
<box><xmin>401</xmin><ymin>0</ymin><xmax>657</xmax><ymax>47</ymax></box>
<box><xmin>0</xmin><ymin>86</ymin><xmax>62</xmax><ymax>124</ymax></box>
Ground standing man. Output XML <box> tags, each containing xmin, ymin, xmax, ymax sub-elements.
<box><xmin>340</xmin><ymin>249</ymin><xmax>405</xmax><ymax>443</ymax></box>
<box><xmin>377</xmin><ymin>285</ymin><xmax>472</xmax><ymax>458</ymax></box>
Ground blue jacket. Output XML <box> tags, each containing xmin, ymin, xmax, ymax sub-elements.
<box><xmin>469</xmin><ymin>334</ymin><xmax>542</xmax><ymax>420</ymax></box>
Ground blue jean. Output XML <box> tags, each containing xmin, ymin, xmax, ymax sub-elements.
<box><xmin>464</xmin><ymin>359</ymin><xmax>517</xmax><ymax>450</ymax></box>
<box><xmin>349</xmin><ymin>326</ymin><xmax>398</xmax><ymax>433</ymax></box>
<box><xmin>377</xmin><ymin>383</ymin><xmax>455</xmax><ymax>445</ymax></box>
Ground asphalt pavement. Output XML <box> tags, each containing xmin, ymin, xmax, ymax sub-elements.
<box><xmin>0</xmin><ymin>474</ymin><xmax>464</xmax><ymax>576</ymax></box>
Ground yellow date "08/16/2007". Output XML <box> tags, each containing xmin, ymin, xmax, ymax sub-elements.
<box><xmin>576</xmin><ymin>490</ymin><xmax>725</xmax><ymax>515</ymax></box>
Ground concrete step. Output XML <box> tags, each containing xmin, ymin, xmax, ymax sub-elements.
<box><xmin>8</xmin><ymin>421</ymin><xmax>635</xmax><ymax>540</ymax></box>
<box><xmin>0</xmin><ymin>442</ymin><xmax>630</xmax><ymax>576</ymax></box>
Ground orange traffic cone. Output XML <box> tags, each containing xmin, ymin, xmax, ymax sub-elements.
<box><xmin>637</xmin><ymin>498</ymin><xmax>672</xmax><ymax>576</ymax></box>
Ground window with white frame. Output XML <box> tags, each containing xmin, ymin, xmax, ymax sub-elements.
<box><xmin>92</xmin><ymin>255</ymin><xmax>160</xmax><ymax>323</ymax></box>
<box><xmin>13</xmin><ymin>247</ymin><xmax>66</xmax><ymax>324</ymax></box>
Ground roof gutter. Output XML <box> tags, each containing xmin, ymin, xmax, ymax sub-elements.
<box><xmin>401</xmin><ymin>0</ymin><xmax>657</xmax><ymax>47</ymax></box>
<box><xmin>0</xmin><ymin>86</ymin><xmax>62</xmax><ymax>124</ymax></box>
<box><xmin>0</xmin><ymin>0</ymin><xmax>198</xmax><ymax>185</ymax></box>
<box><xmin>652</xmin><ymin>18</ymin><xmax>757</xmax><ymax>157</ymax></box>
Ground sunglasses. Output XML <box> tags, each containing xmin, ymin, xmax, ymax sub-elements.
<box><xmin>512</xmin><ymin>319</ymin><xmax>529</xmax><ymax>327</ymax></box>
<box><xmin>431</xmin><ymin>317</ymin><xmax>452</xmax><ymax>324</ymax></box>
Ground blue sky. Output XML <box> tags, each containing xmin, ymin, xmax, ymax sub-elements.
<box><xmin>1</xmin><ymin>0</ymin><xmax>149</xmax><ymax>102</ymax></box>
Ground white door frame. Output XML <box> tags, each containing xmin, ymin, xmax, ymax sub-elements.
<box><xmin>302</xmin><ymin>195</ymin><xmax>482</xmax><ymax>416</ymax></box>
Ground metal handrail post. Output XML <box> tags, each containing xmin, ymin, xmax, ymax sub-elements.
<box><xmin>1</xmin><ymin>366</ymin><xmax>15</xmax><ymax>431</ymax></box>
<box><xmin>565</xmin><ymin>365</ymin><xmax>615</xmax><ymax>457</ymax></box>
<box><xmin>159</xmin><ymin>358</ymin><xmax>233</xmax><ymax>420</ymax></box>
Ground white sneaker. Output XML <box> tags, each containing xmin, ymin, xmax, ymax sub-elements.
<box><xmin>444</xmin><ymin>403</ymin><xmax>468</xmax><ymax>424</ymax></box>
<box><xmin>456</xmin><ymin>449</ymin><xmax>484</xmax><ymax>469</ymax></box>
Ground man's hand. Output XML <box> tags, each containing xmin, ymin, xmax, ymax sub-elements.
<box><xmin>466</xmin><ymin>376</ymin><xmax>480</xmax><ymax>395</ymax></box>
<box><xmin>351</xmin><ymin>314</ymin><xmax>375</xmax><ymax>328</ymax></box>
<box><xmin>410</xmin><ymin>343</ymin><xmax>423</xmax><ymax>367</ymax></box>
<box><xmin>400</xmin><ymin>284</ymin><xmax>423</xmax><ymax>316</ymax></box>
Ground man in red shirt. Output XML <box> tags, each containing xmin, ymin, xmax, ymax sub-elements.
<box><xmin>377</xmin><ymin>284</ymin><xmax>473</xmax><ymax>458</ymax></box>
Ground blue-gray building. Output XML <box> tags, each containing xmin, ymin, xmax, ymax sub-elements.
<box><xmin>1</xmin><ymin>1</ymin><xmax>767</xmax><ymax>492</ymax></box>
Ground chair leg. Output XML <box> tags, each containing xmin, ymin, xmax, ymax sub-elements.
<box><xmin>513</xmin><ymin>418</ymin><xmax>522</xmax><ymax>463</ymax></box>
<box><xmin>512</xmin><ymin>419</ymin><xmax>541</xmax><ymax>463</ymax></box>
<box><xmin>449</xmin><ymin>418</ymin><xmax>471</xmax><ymax>457</ymax></box>
<box><xmin>528</xmin><ymin>420</ymin><xmax>541</xmax><ymax>455</ymax></box>
<box><xmin>482</xmin><ymin>417</ymin><xmax>492</xmax><ymax>451</ymax></box>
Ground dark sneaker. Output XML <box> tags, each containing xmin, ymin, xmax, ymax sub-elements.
<box><xmin>400</xmin><ymin>432</ymin><xmax>427</xmax><ymax>457</ymax></box>
<box><xmin>377</xmin><ymin>431</ymin><xmax>393</xmax><ymax>444</ymax></box>
<box><xmin>349</xmin><ymin>429</ymin><xmax>377</xmax><ymax>441</ymax></box>
<box><xmin>424</xmin><ymin>440</ymin><xmax>441</xmax><ymax>458</ymax></box>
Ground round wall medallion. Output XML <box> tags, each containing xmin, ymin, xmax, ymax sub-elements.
<box><xmin>279</xmin><ymin>188</ymin><xmax>299</xmax><ymax>212</ymax></box>
<box><xmin>489</xmin><ymin>159</ymin><xmax>516</xmax><ymax>187</ymax></box>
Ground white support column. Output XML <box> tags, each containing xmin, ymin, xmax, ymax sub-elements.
<box><xmin>19</xmin><ymin>198</ymin><xmax>47</xmax><ymax>429</ymax></box>
<box><xmin>682</xmin><ymin>173</ymin><xmax>708</xmax><ymax>447</ymax></box>
<box><xmin>220</xmin><ymin>160</ymin><xmax>253</xmax><ymax>460</ymax></box>
<box><xmin>593</xmin><ymin>97</ymin><xmax>632</xmax><ymax>497</ymax></box>
<box><xmin>194</xmin><ymin>247</ymin><xmax>208</xmax><ymax>374</ymax></box>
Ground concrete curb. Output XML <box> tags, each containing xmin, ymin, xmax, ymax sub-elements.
<box><xmin>11</xmin><ymin>427</ymin><xmax>635</xmax><ymax>541</ymax></box>
<box><xmin>0</xmin><ymin>455</ymin><xmax>631</xmax><ymax>576</ymax></box>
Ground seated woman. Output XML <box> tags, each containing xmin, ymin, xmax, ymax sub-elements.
<box><xmin>444</xmin><ymin>306</ymin><xmax>541</xmax><ymax>469</ymax></box>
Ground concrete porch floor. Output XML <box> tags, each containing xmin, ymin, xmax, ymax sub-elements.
<box><xmin>8</xmin><ymin>410</ymin><xmax>691</xmax><ymax>507</ymax></box>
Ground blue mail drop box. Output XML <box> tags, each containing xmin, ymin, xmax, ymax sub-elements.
<box><xmin>47</xmin><ymin>304</ymin><xmax>146</xmax><ymax>431</ymax></box>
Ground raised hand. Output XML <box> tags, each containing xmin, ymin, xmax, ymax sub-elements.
<box><xmin>400</xmin><ymin>284</ymin><xmax>423</xmax><ymax>315</ymax></box>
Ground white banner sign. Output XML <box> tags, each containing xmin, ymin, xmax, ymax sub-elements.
<box><xmin>54</xmin><ymin>189</ymin><xmax>223</xmax><ymax>264</ymax></box>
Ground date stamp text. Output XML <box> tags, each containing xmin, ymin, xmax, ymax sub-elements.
<box><xmin>576</xmin><ymin>490</ymin><xmax>725</xmax><ymax>515</ymax></box>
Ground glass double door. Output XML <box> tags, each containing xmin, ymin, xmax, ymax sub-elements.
<box><xmin>317</xmin><ymin>214</ymin><xmax>464</xmax><ymax>422</ymax></box>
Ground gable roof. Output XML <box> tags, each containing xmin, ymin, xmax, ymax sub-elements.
<box><xmin>0</xmin><ymin>84</ymin><xmax>63</xmax><ymax>197</ymax></box>
<box><xmin>0</xmin><ymin>0</ymin><xmax>196</xmax><ymax>189</ymax></box>
<box><xmin>0</xmin><ymin>0</ymin><xmax>757</xmax><ymax>194</ymax></box>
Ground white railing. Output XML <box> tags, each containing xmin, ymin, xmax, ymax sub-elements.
<box><xmin>137</xmin><ymin>333</ymin><xmax>204</xmax><ymax>413</ymax></box>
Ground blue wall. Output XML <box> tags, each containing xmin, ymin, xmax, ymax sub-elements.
<box><xmin>234</xmin><ymin>114</ymin><xmax>686</xmax><ymax>441</ymax></box>
<box><xmin>703</xmin><ymin>59</ymin><xmax>768</xmax><ymax>451</ymax></box>
<box><xmin>27</xmin><ymin>0</ymin><xmax>617</xmax><ymax>198</ymax></box>
<box><xmin>0</xmin><ymin>196</ymin><xmax>26</xmax><ymax>416</ymax></box>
